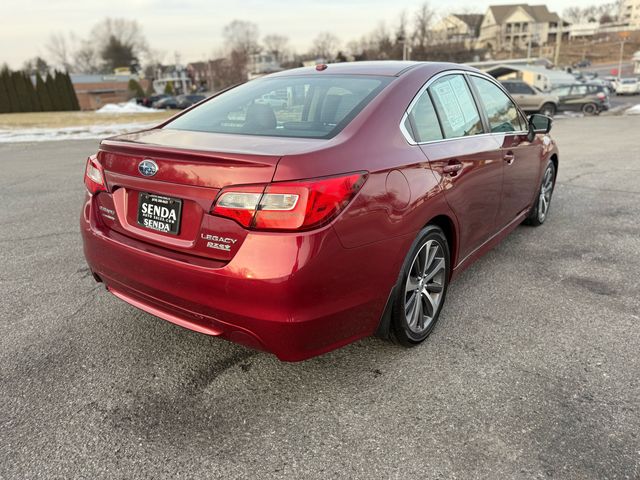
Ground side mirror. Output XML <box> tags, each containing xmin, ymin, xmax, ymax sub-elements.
<box><xmin>527</xmin><ymin>114</ymin><xmax>552</xmax><ymax>141</ymax></box>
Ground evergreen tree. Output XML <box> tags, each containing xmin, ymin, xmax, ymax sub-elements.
<box><xmin>54</xmin><ymin>71</ymin><xmax>71</xmax><ymax>110</ymax></box>
<box><xmin>0</xmin><ymin>68</ymin><xmax>11</xmax><ymax>113</ymax></box>
<box><xmin>45</xmin><ymin>73</ymin><xmax>61</xmax><ymax>111</ymax></box>
<box><xmin>164</xmin><ymin>81</ymin><xmax>174</xmax><ymax>95</ymax></box>
<box><xmin>3</xmin><ymin>68</ymin><xmax>20</xmax><ymax>112</ymax></box>
<box><xmin>128</xmin><ymin>78</ymin><xmax>144</xmax><ymax>98</ymax></box>
<box><xmin>24</xmin><ymin>72</ymin><xmax>41</xmax><ymax>112</ymax></box>
<box><xmin>12</xmin><ymin>71</ymin><xmax>30</xmax><ymax>112</ymax></box>
<box><xmin>64</xmin><ymin>72</ymin><xmax>80</xmax><ymax>110</ymax></box>
<box><xmin>35</xmin><ymin>73</ymin><xmax>52</xmax><ymax>111</ymax></box>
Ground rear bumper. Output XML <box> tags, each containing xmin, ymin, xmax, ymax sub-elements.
<box><xmin>81</xmin><ymin>194</ymin><xmax>408</xmax><ymax>361</ymax></box>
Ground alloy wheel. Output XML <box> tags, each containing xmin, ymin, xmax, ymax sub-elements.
<box><xmin>404</xmin><ymin>240</ymin><xmax>446</xmax><ymax>334</ymax></box>
<box><xmin>538</xmin><ymin>165</ymin><xmax>554</xmax><ymax>222</ymax></box>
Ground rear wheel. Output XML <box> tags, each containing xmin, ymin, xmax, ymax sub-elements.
<box><xmin>582</xmin><ymin>103</ymin><xmax>598</xmax><ymax>115</ymax></box>
<box><xmin>524</xmin><ymin>160</ymin><xmax>555</xmax><ymax>226</ymax></box>
<box><xmin>391</xmin><ymin>226</ymin><xmax>450</xmax><ymax>346</ymax></box>
<box><xmin>540</xmin><ymin>102</ymin><xmax>556</xmax><ymax>117</ymax></box>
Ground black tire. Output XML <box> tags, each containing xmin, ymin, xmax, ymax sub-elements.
<box><xmin>540</xmin><ymin>102</ymin><xmax>556</xmax><ymax>117</ymax></box>
<box><xmin>524</xmin><ymin>160</ymin><xmax>556</xmax><ymax>226</ymax></box>
<box><xmin>391</xmin><ymin>226</ymin><xmax>450</xmax><ymax>346</ymax></box>
<box><xmin>582</xmin><ymin>103</ymin><xmax>598</xmax><ymax>115</ymax></box>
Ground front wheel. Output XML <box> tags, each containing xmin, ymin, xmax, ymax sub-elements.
<box><xmin>524</xmin><ymin>160</ymin><xmax>555</xmax><ymax>226</ymax></box>
<box><xmin>391</xmin><ymin>226</ymin><xmax>450</xmax><ymax>346</ymax></box>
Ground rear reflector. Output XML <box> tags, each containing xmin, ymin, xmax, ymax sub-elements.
<box><xmin>211</xmin><ymin>172</ymin><xmax>367</xmax><ymax>231</ymax></box>
<box><xmin>84</xmin><ymin>156</ymin><xmax>107</xmax><ymax>194</ymax></box>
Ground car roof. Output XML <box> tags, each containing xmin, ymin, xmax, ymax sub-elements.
<box><xmin>266</xmin><ymin>61</ymin><xmax>473</xmax><ymax>78</ymax></box>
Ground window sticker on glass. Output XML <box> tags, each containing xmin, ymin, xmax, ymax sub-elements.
<box><xmin>449</xmin><ymin>76</ymin><xmax>478</xmax><ymax>125</ymax></box>
<box><xmin>432</xmin><ymin>81</ymin><xmax>465</xmax><ymax>132</ymax></box>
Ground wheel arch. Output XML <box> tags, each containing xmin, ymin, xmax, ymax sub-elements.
<box><xmin>424</xmin><ymin>214</ymin><xmax>458</xmax><ymax>272</ymax></box>
<box><xmin>375</xmin><ymin>215</ymin><xmax>457</xmax><ymax>340</ymax></box>
<box><xmin>549</xmin><ymin>152</ymin><xmax>559</xmax><ymax>180</ymax></box>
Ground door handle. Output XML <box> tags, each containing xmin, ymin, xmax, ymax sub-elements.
<box><xmin>442</xmin><ymin>160</ymin><xmax>463</xmax><ymax>176</ymax></box>
<box><xmin>503</xmin><ymin>152</ymin><xmax>515</xmax><ymax>165</ymax></box>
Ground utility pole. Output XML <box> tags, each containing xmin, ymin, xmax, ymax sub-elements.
<box><xmin>618</xmin><ymin>32</ymin><xmax>629</xmax><ymax>80</ymax></box>
<box><xmin>554</xmin><ymin>18</ymin><xmax>563</xmax><ymax>66</ymax></box>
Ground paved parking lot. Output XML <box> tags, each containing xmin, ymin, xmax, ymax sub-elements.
<box><xmin>1</xmin><ymin>116</ymin><xmax>639</xmax><ymax>479</ymax></box>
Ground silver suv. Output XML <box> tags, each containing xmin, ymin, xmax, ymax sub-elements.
<box><xmin>501</xmin><ymin>80</ymin><xmax>559</xmax><ymax>117</ymax></box>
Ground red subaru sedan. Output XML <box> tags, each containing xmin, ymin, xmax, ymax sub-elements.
<box><xmin>81</xmin><ymin>61</ymin><xmax>558</xmax><ymax>361</ymax></box>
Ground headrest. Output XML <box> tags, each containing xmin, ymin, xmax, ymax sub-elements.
<box><xmin>244</xmin><ymin>103</ymin><xmax>277</xmax><ymax>131</ymax></box>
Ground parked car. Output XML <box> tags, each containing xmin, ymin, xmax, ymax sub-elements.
<box><xmin>177</xmin><ymin>94</ymin><xmax>207</xmax><ymax>109</ymax></box>
<box><xmin>615</xmin><ymin>77</ymin><xmax>640</xmax><ymax>95</ymax></box>
<box><xmin>81</xmin><ymin>62</ymin><xmax>558</xmax><ymax>361</ymax></box>
<box><xmin>604</xmin><ymin>76</ymin><xmax>618</xmax><ymax>92</ymax></box>
<box><xmin>573</xmin><ymin>59</ymin><xmax>591</xmax><ymax>69</ymax></box>
<box><xmin>152</xmin><ymin>96</ymin><xmax>178</xmax><ymax>109</ymax></box>
<box><xmin>501</xmin><ymin>80</ymin><xmax>559</xmax><ymax>116</ymax></box>
<box><xmin>153</xmin><ymin>94</ymin><xmax>207</xmax><ymax>110</ymax></box>
<box><xmin>257</xmin><ymin>93</ymin><xmax>288</xmax><ymax>109</ymax></box>
<box><xmin>141</xmin><ymin>94</ymin><xmax>169</xmax><ymax>108</ymax></box>
<box><xmin>550</xmin><ymin>83</ymin><xmax>610</xmax><ymax>115</ymax></box>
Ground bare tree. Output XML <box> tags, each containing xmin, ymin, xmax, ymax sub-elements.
<box><xmin>223</xmin><ymin>20</ymin><xmax>260</xmax><ymax>56</ymax></box>
<box><xmin>563</xmin><ymin>3</ymin><xmax>618</xmax><ymax>24</ymax></box>
<box><xmin>263</xmin><ymin>34</ymin><xmax>289</xmax><ymax>62</ymax></box>
<box><xmin>46</xmin><ymin>33</ymin><xmax>73</xmax><ymax>71</ymax></box>
<box><xmin>73</xmin><ymin>40</ymin><xmax>101</xmax><ymax>74</ymax></box>
<box><xmin>90</xmin><ymin>18</ymin><xmax>149</xmax><ymax>56</ymax></box>
<box><xmin>90</xmin><ymin>18</ymin><xmax>149</xmax><ymax>71</ymax></box>
<box><xmin>23</xmin><ymin>57</ymin><xmax>50</xmax><ymax>76</ymax></box>
<box><xmin>312</xmin><ymin>32</ymin><xmax>340</xmax><ymax>60</ymax></box>
<box><xmin>563</xmin><ymin>7</ymin><xmax>584</xmax><ymax>23</ymax></box>
<box><xmin>413</xmin><ymin>2</ymin><xmax>435</xmax><ymax>60</ymax></box>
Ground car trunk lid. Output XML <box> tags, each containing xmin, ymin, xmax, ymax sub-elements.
<box><xmin>95</xmin><ymin>129</ymin><xmax>289</xmax><ymax>262</ymax></box>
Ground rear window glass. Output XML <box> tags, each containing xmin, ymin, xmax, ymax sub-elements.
<box><xmin>165</xmin><ymin>75</ymin><xmax>391</xmax><ymax>139</ymax></box>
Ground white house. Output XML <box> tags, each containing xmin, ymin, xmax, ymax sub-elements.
<box><xmin>477</xmin><ymin>4</ymin><xmax>570</xmax><ymax>52</ymax></box>
<box><xmin>620</xmin><ymin>0</ymin><xmax>640</xmax><ymax>27</ymax></box>
<box><xmin>431</xmin><ymin>14</ymin><xmax>484</xmax><ymax>46</ymax></box>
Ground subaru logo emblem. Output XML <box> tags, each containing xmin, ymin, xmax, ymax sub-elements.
<box><xmin>138</xmin><ymin>159</ymin><xmax>158</xmax><ymax>177</ymax></box>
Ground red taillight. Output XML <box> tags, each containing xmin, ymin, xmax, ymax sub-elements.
<box><xmin>84</xmin><ymin>156</ymin><xmax>106</xmax><ymax>194</ymax></box>
<box><xmin>597</xmin><ymin>92</ymin><xmax>606</xmax><ymax>101</ymax></box>
<box><xmin>211</xmin><ymin>172</ymin><xmax>367</xmax><ymax>231</ymax></box>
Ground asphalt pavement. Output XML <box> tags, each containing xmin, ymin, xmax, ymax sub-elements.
<box><xmin>1</xmin><ymin>116</ymin><xmax>639</xmax><ymax>479</ymax></box>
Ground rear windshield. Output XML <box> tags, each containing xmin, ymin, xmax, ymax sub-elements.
<box><xmin>164</xmin><ymin>75</ymin><xmax>391</xmax><ymax>139</ymax></box>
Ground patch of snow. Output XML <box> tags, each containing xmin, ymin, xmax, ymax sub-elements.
<box><xmin>625</xmin><ymin>104</ymin><xmax>640</xmax><ymax>115</ymax></box>
<box><xmin>0</xmin><ymin>123</ymin><xmax>156</xmax><ymax>143</ymax></box>
<box><xmin>96</xmin><ymin>102</ymin><xmax>160</xmax><ymax>113</ymax></box>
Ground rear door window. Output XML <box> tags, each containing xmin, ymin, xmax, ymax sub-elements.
<box><xmin>428</xmin><ymin>74</ymin><xmax>483</xmax><ymax>139</ymax></box>
<box><xmin>552</xmin><ymin>86</ymin><xmax>571</xmax><ymax>96</ymax></box>
<box><xmin>571</xmin><ymin>85</ymin><xmax>588</xmax><ymax>95</ymax></box>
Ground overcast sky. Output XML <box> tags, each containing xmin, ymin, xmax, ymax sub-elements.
<box><xmin>3</xmin><ymin>0</ymin><xmax>597</xmax><ymax>68</ymax></box>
